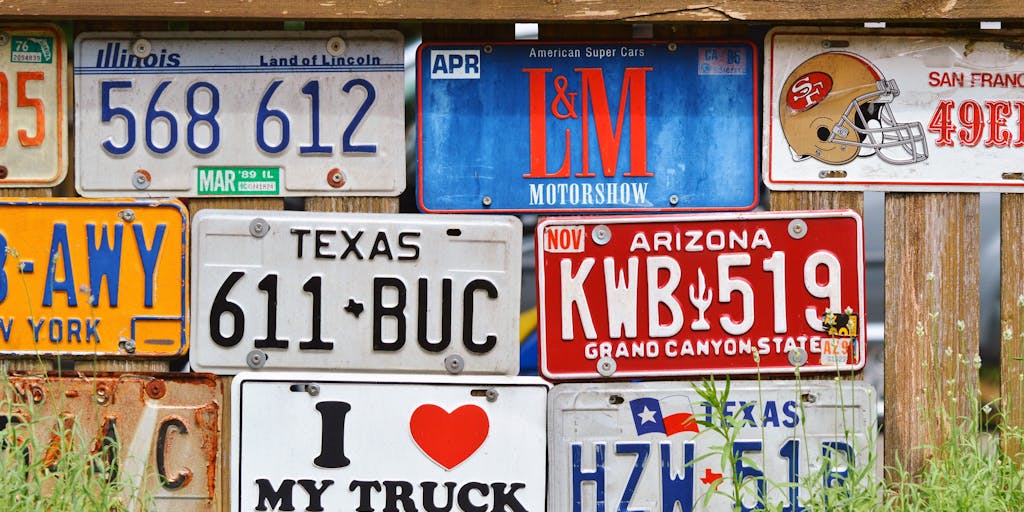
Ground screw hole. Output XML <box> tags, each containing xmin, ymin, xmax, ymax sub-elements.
<box><xmin>447</xmin><ymin>228</ymin><xmax>462</xmax><ymax>236</ymax></box>
<box><xmin>609</xmin><ymin>394</ymin><xmax>624</xmax><ymax>405</ymax></box>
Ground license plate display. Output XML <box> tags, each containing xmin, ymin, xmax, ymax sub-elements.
<box><xmin>549</xmin><ymin>380</ymin><xmax>875</xmax><ymax>512</ymax></box>
<box><xmin>0</xmin><ymin>24</ymin><xmax>67</xmax><ymax>186</ymax></box>
<box><xmin>0</xmin><ymin>199</ymin><xmax>188</xmax><ymax>357</ymax></box>
<box><xmin>418</xmin><ymin>41</ymin><xmax>758</xmax><ymax>213</ymax></box>
<box><xmin>232</xmin><ymin>373</ymin><xmax>547</xmax><ymax>512</ymax></box>
<box><xmin>536</xmin><ymin>211</ymin><xmax>865</xmax><ymax>379</ymax></box>
<box><xmin>1</xmin><ymin>372</ymin><xmax>223</xmax><ymax>511</ymax></box>
<box><xmin>767</xmin><ymin>28</ymin><xmax>1024</xmax><ymax>191</ymax></box>
<box><xmin>190</xmin><ymin>210</ymin><xmax>522</xmax><ymax>375</ymax></box>
<box><xmin>74</xmin><ymin>30</ymin><xmax>404</xmax><ymax>197</ymax></box>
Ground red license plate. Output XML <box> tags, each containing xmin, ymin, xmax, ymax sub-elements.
<box><xmin>536</xmin><ymin>211</ymin><xmax>865</xmax><ymax>379</ymax></box>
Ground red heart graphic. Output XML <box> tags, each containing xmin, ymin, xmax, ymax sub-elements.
<box><xmin>409</xmin><ymin>404</ymin><xmax>489</xmax><ymax>470</ymax></box>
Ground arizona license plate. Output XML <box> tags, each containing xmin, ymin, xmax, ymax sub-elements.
<box><xmin>190</xmin><ymin>210</ymin><xmax>522</xmax><ymax>375</ymax></box>
<box><xmin>74</xmin><ymin>30</ymin><xmax>403</xmax><ymax>197</ymax></box>
<box><xmin>536</xmin><ymin>211</ymin><xmax>865</xmax><ymax>379</ymax></box>
<box><xmin>0</xmin><ymin>24</ymin><xmax>68</xmax><ymax>186</ymax></box>
<box><xmin>1</xmin><ymin>372</ymin><xmax>223</xmax><ymax>511</ymax></box>
<box><xmin>418</xmin><ymin>41</ymin><xmax>758</xmax><ymax>213</ymax></box>
<box><xmin>232</xmin><ymin>373</ymin><xmax>548</xmax><ymax>512</ymax></box>
<box><xmin>549</xmin><ymin>380</ymin><xmax>875</xmax><ymax>512</ymax></box>
<box><xmin>0</xmin><ymin>199</ymin><xmax>188</xmax><ymax>357</ymax></box>
<box><xmin>767</xmin><ymin>28</ymin><xmax>1024</xmax><ymax>191</ymax></box>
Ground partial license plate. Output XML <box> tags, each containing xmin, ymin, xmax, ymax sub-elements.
<box><xmin>0</xmin><ymin>199</ymin><xmax>188</xmax><ymax>357</ymax></box>
<box><xmin>549</xmin><ymin>380</ymin><xmax>875</xmax><ymax>512</ymax></box>
<box><xmin>1</xmin><ymin>372</ymin><xmax>223</xmax><ymax>511</ymax></box>
<box><xmin>74</xmin><ymin>31</ymin><xmax>404</xmax><ymax>197</ymax></box>
<box><xmin>536</xmin><ymin>211</ymin><xmax>865</xmax><ymax>379</ymax></box>
<box><xmin>190</xmin><ymin>210</ymin><xmax>522</xmax><ymax>374</ymax></box>
<box><xmin>0</xmin><ymin>24</ymin><xmax>68</xmax><ymax>186</ymax></box>
<box><xmin>232</xmin><ymin>373</ymin><xmax>547</xmax><ymax>511</ymax></box>
<box><xmin>418</xmin><ymin>41</ymin><xmax>758</xmax><ymax>213</ymax></box>
<box><xmin>767</xmin><ymin>28</ymin><xmax>1024</xmax><ymax>191</ymax></box>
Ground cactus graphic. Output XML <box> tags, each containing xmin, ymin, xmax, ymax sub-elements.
<box><xmin>689</xmin><ymin>268</ymin><xmax>712</xmax><ymax>330</ymax></box>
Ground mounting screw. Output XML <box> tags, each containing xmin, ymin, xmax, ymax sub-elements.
<box><xmin>306</xmin><ymin>384</ymin><xmax>320</xmax><ymax>396</ymax></box>
<box><xmin>247</xmin><ymin>349</ymin><xmax>268</xmax><ymax>369</ymax></box>
<box><xmin>788</xmin><ymin>219</ymin><xmax>807</xmax><ymax>240</ymax></box>
<box><xmin>132</xmin><ymin>39</ymin><xmax>152</xmax><ymax>58</ymax></box>
<box><xmin>132</xmin><ymin>170</ymin><xmax>151</xmax><ymax>190</ymax></box>
<box><xmin>95</xmin><ymin>385</ymin><xmax>110</xmax><ymax>405</ymax></box>
<box><xmin>597</xmin><ymin>356</ymin><xmax>616</xmax><ymax>377</ymax></box>
<box><xmin>788</xmin><ymin>347</ymin><xmax>808</xmax><ymax>367</ymax></box>
<box><xmin>592</xmin><ymin>225</ymin><xmax>611</xmax><ymax>245</ymax></box>
<box><xmin>145</xmin><ymin>379</ymin><xmax>167</xmax><ymax>399</ymax></box>
<box><xmin>123</xmin><ymin>339</ymin><xmax>136</xmax><ymax>354</ymax></box>
<box><xmin>118</xmin><ymin>209</ymin><xmax>136</xmax><ymax>223</ymax></box>
<box><xmin>0</xmin><ymin>166</ymin><xmax>9</xmax><ymax>179</ymax></box>
<box><xmin>481</xmin><ymin>196</ymin><xmax>492</xmax><ymax>207</ymax></box>
<box><xmin>0</xmin><ymin>33</ymin><xmax>9</xmax><ymax>46</ymax></box>
<box><xmin>444</xmin><ymin>354</ymin><xmax>465</xmax><ymax>374</ymax></box>
<box><xmin>249</xmin><ymin>218</ymin><xmax>269</xmax><ymax>238</ymax></box>
<box><xmin>483</xmin><ymin>45</ymin><xmax>493</xmax><ymax>54</ymax></box>
<box><xmin>485</xmin><ymin>388</ymin><xmax>499</xmax><ymax>402</ymax></box>
<box><xmin>326</xmin><ymin>36</ymin><xmax>346</xmax><ymax>56</ymax></box>
<box><xmin>669</xmin><ymin>194</ymin><xmax>679</xmax><ymax>206</ymax></box>
<box><xmin>667</xmin><ymin>42</ymin><xmax>677</xmax><ymax>52</ymax></box>
<box><xmin>327</xmin><ymin>168</ymin><xmax>346</xmax><ymax>188</ymax></box>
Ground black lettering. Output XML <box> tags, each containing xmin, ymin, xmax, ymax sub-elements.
<box><xmin>341</xmin><ymin>230</ymin><xmax>365</xmax><ymax>260</ymax></box>
<box><xmin>421</xmin><ymin>482</ymin><xmax>457</xmax><ymax>512</ymax></box>
<box><xmin>491</xmin><ymin>483</ymin><xmax>528</xmax><ymax>512</ymax></box>
<box><xmin>369</xmin><ymin>231</ymin><xmax>394</xmax><ymax>260</ymax></box>
<box><xmin>350</xmin><ymin>480</ymin><xmax>382</xmax><ymax>512</ymax></box>
<box><xmin>383</xmin><ymin>480</ymin><xmax>416</xmax><ymax>512</ymax></box>
<box><xmin>298</xmin><ymin>479</ymin><xmax>334</xmax><ymax>512</ymax></box>
<box><xmin>156</xmin><ymin>417</ymin><xmax>192</xmax><ymax>489</ymax></box>
<box><xmin>314</xmin><ymin>402</ymin><xmax>351</xmax><ymax>469</ymax></box>
<box><xmin>457</xmin><ymin>481</ymin><xmax>489</xmax><ymax>512</ymax></box>
<box><xmin>398</xmin><ymin>232</ymin><xmax>421</xmax><ymax>261</ymax></box>
<box><xmin>373</xmin><ymin>277</ymin><xmax>406</xmax><ymax>351</ymax></box>
<box><xmin>418</xmin><ymin>278</ymin><xmax>452</xmax><ymax>352</ymax></box>
<box><xmin>256</xmin><ymin>479</ymin><xmax>296</xmax><ymax>511</ymax></box>
<box><xmin>315</xmin><ymin>230</ymin><xmax>335</xmax><ymax>259</ymax></box>
<box><xmin>291</xmin><ymin>228</ymin><xmax>311</xmax><ymax>258</ymax></box>
<box><xmin>463</xmin><ymin>279</ymin><xmax>498</xmax><ymax>354</ymax></box>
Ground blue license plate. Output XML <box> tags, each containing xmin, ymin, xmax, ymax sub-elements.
<box><xmin>417</xmin><ymin>41</ymin><xmax>759</xmax><ymax>213</ymax></box>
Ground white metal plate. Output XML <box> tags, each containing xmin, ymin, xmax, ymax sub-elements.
<box><xmin>232</xmin><ymin>372</ymin><xmax>548</xmax><ymax>512</ymax></box>
<box><xmin>74</xmin><ymin>31</ymin><xmax>404</xmax><ymax>197</ymax></box>
<box><xmin>766</xmin><ymin>28</ymin><xmax>1024</xmax><ymax>191</ymax></box>
<box><xmin>549</xmin><ymin>380</ymin><xmax>875</xmax><ymax>511</ymax></box>
<box><xmin>190</xmin><ymin>210</ymin><xmax>522</xmax><ymax>375</ymax></box>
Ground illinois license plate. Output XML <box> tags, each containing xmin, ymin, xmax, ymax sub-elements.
<box><xmin>0</xmin><ymin>198</ymin><xmax>188</xmax><ymax>357</ymax></box>
<box><xmin>418</xmin><ymin>41</ymin><xmax>758</xmax><ymax>213</ymax></box>
<box><xmin>1</xmin><ymin>372</ymin><xmax>223</xmax><ymax>511</ymax></box>
<box><xmin>767</xmin><ymin>28</ymin><xmax>1024</xmax><ymax>191</ymax></box>
<box><xmin>190</xmin><ymin>210</ymin><xmax>521</xmax><ymax>375</ymax></box>
<box><xmin>232</xmin><ymin>373</ymin><xmax>547</xmax><ymax>512</ymax></box>
<box><xmin>536</xmin><ymin>211</ymin><xmax>865</xmax><ymax>379</ymax></box>
<box><xmin>74</xmin><ymin>30</ymin><xmax>404</xmax><ymax>197</ymax></box>
<box><xmin>0</xmin><ymin>24</ymin><xmax>68</xmax><ymax>186</ymax></box>
<box><xmin>549</xmin><ymin>380</ymin><xmax>875</xmax><ymax>512</ymax></box>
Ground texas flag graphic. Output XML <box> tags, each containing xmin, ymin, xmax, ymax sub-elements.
<box><xmin>629</xmin><ymin>397</ymin><xmax>700</xmax><ymax>436</ymax></box>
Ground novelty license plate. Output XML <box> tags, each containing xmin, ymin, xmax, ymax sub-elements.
<box><xmin>74</xmin><ymin>30</ymin><xmax>404</xmax><ymax>197</ymax></box>
<box><xmin>536</xmin><ymin>211</ymin><xmax>865</xmax><ymax>379</ymax></box>
<box><xmin>767</xmin><ymin>28</ymin><xmax>1024</xmax><ymax>191</ymax></box>
<box><xmin>232</xmin><ymin>373</ymin><xmax>548</xmax><ymax>512</ymax></box>
<box><xmin>0</xmin><ymin>199</ymin><xmax>188</xmax><ymax>357</ymax></box>
<box><xmin>1</xmin><ymin>372</ymin><xmax>223</xmax><ymax>511</ymax></box>
<box><xmin>190</xmin><ymin>210</ymin><xmax>522</xmax><ymax>375</ymax></box>
<box><xmin>549</xmin><ymin>380</ymin><xmax>875</xmax><ymax>512</ymax></box>
<box><xmin>418</xmin><ymin>41</ymin><xmax>758</xmax><ymax>213</ymax></box>
<box><xmin>0</xmin><ymin>24</ymin><xmax>67</xmax><ymax>186</ymax></box>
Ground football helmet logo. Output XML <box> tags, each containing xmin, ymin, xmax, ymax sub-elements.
<box><xmin>779</xmin><ymin>51</ymin><xmax>928</xmax><ymax>165</ymax></box>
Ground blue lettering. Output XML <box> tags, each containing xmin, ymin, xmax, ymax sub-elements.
<box><xmin>782</xmin><ymin>401</ymin><xmax>799</xmax><ymax>428</ymax></box>
<box><xmin>660</xmin><ymin>441</ymin><xmax>694</xmax><ymax>512</ymax></box>
<box><xmin>27</xmin><ymin>318</ymin><xmax>44</xmax><ymax>342</ymax></box>
<box><xmin>43</xmin><ymin>224</ymin><xmax>77</xmax><ymax>307</ymax></box>
<box><xmin>732</xmin><ymin>440</ymin><xmax>765</xmax><ymax>511</ymax></box>
<box><xmin>738</xmin><ymin>401</ymin><xmax>757</xmax><ymax>427</ymax></box>
<box><xmin>572</xmin><ymin>442</ymin><xmax>606</xmax><ymax>512</ymax></box>
<box><xmin>465</xmin><ymin>54</ymin><xmax>480</xmax><ymax>74</ymax></box>
<box><xmin>48</xmin><ymin>318</ymin><xmax>62</xmax><ymax>343</ymax></box>
<box><xmin>762</xmin><ymin>401</ymin><xmax>780</xmax><ymax>428</ymax></box>
<box><xmin>133</xmin><ymin>224</ymin><xmax>165</xmax><ymax>307</ymax></box>
<box><xmin>67</xmin><ymin>318</ymin><xmax>82</xmax><ymax>343</ymax></box>
<box><xmin>615</xmin><ymin>442</ymin><xmax>649</xmax><ymax>512</ymax></box>
<box><xmin>86</xmin><ymin>319</ymin><xmax>101</xmax><ymax>343</ymax></box>
<box><xmin>779</xmin><ymin>439</ymin><xmax>805</xmax><ymax>512</ymax></box>
<box><xmin>0</xmin><ymin>317</ymin><xmax>10</xmax><ymax>341</ymax></box>
<box><xmin>822</xmin><ymin>441</ymin><xmax>854</xmax><ymax>489</ymax></box>
<box><xmin>87</xmin><ymin>224</ymin><xmax>123</xmax><ymax>307</ymax></box>
<box><xmin>431</xmin><ymin>54</ymin><xmax>449</xmax><ymax>74</ymax></box>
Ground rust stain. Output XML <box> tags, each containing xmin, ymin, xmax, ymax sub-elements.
<box><xmin>194</xmin><ymin>402</ymin><xmax>222</xmax><ymax>497</ymax></box>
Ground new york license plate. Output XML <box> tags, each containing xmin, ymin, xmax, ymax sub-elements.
<box><xmin>232</xmin><ymin>373</ymin><xmax>548</xmax><ymax>512</ymax></box>
<box><xmin>190</xmin><ymin>210</ymin><xmax>522</xmax><ymax>375</ymax></box>
<box><xmin>549</xmin><ymin>380</ymin><xmax>875</xmax><ymax>512</ymax></box>
<box><xmin>418</xmin><ymin>41</ymin><xmax>758</xmax><ymax>213</ymax></box>
<box><xmin>0</xmin><ymin>199</ymin><xmax>188</xmax><ymax>357</ymax></box>
<box><xmin>767</xmin><ymin>28</ymin><xmax>1024</xmax><ymax>191</ymax></box>
<box><xmin>0</xmin><ymin>24</ymin><xmax>67</xmax><ymax>186</ymax></box>
<box><xmin>74</xmin><ymin>31</ymin><xmax>404</xmax><ymax>197</ymax></box>
<box><xmin>536</xmin><ymin>211</ymin><xmax>865</xmax><ymax>379</ymax></box>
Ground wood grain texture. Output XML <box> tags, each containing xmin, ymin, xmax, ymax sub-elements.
<box><xmin>883</xmin><ymin>193</ymin><xmax>980</xmax><ymax>478</ymax></box>
<box><xmin>1</xmin><ymin>0</ymin><xmax>1019</xmax><ymax>22</ymax></box>
<box><xmin>1001</xmin><ymin>194</ymin><xmax>1024</xmax><ymax>457</ymax></box>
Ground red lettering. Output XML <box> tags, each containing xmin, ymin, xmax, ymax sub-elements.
<box><xmin>1015</xmin><ymin>101</ymin><xmax>1024</xmax><ymax>147</ymax></box>
<box><xmin>927</xmin><ymin>100</ymin><xmax>956</xmax><ymax>147</ymax></box>
<box><xmin>522</xmin><ymin>68</ymin><xmax>571</xmax><ymax>178</ymax></box>
<box><xmin>985</xmin><ymin>100</ymin><xmax>1012</xmax><ymax>147</ymax></box>
<box><xmin>576</xmin><ymin>67</ymin><xmax>653</xmax><ymax>178</ymax></box>
<box><xmin>958</xmin><ymin>100</ymin><xmax>984</xmax><ymax>146</ymax></box>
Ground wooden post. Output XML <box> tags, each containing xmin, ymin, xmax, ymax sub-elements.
<box><xmin>883</xmin><ymin>192</ymin><xmax>980</xmax><ymax>477</ymax></box>
<box><xmin>1001</xmin><ymin>194</ymin><xmax>1024</xmax><ymax>457</ymax></box>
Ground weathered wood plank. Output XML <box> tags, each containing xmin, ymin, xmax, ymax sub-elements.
<box><xmin>1</xmin><ymin>0</ymin><xmax>1018</xmax><ymax>22</ymax></box>
<box><xmin>1001</xmin><ymin>194</ymin><xmax>1024</xmax><ymax>457</ymax></box>
<box><xmin>883</xmin><ymin>192</ymin><xmax>980</xmax><ymax>478</ymax></box>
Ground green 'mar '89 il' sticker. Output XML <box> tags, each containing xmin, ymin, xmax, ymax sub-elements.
<box><xmin>198</xmin><ymin>167</ymin><xmax>280</xmax><ymax>195</ymax></box>
<box><xmin>11</xmin><ymin>36</ymin><xmax>54</xmax><ymax>63</ymax></box>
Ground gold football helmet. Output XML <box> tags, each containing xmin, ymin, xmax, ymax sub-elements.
<box><xmin>779</xmin><ymin>51</ymin><xmax>927</xmax><ymax>165</ymax></box>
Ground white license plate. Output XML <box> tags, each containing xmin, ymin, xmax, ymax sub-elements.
<box><xmin>190</xmin><ymin>210</ymin><xmax>522</xmax><ymax>375</ymax></box>
<box><xmin>549</xmin><ymin>380</ymin><xmax>875</xmax><ymax>511</ymax></box>
<box><xmin>0</xmin><ymin>24</ymin><xmax>67</xmax><ymax>186</ymax></box>
<box><xmin>73</xmin><ymin>31</ymin><xmax>404</xmax><ymax>197</ymax></box>
<box><xmin>232</xmin><ymin>373</ymin><xmax>548</xmax><ymax>512</ymax></box>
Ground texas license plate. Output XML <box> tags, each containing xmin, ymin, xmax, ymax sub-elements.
<box><xmin>0</xmin><ymin>199</ymin><xmax>188</xmax><ymax>357</ymax></box>
<box><xmin>548</xmin><ymin>380</ymin><xmax>876</xmax><ymax>512</ymax></box>
<box><xmin>74</xmin><ymin>30</ymin><xmax>404</xmax><ymax>197</ymax></box>
<box><xmin>418</xmin><ymin>41</ymin><xmax>758</xmax><ymax>213</ymax></box>
<box><xmin>190</xmin><ymin>210</ymin><xmax>522</xmax><ymax>375</ymax></box>
<box><xmin>0</xmin><ymin>24</ymin><xmax>68</xmax><ymax>186</ymax></box>
<box><xmin>1</xmin><ymin>372</ymin><xmax>223</xmax><ymax>511</ymax></box>
<box><xmin>536</xmin><ymin>211</ymin><xmax>865</xmax><ymax>379</ymax></box>
<box><xmin>767</xmin><ymin>28</ymin><xmax>1024</xmax><ymax>191</ymax></box>
<box><xmin>232</xmin><ymin>373</ymin><xmax>548</xmax><ymax>512</ymax></box>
